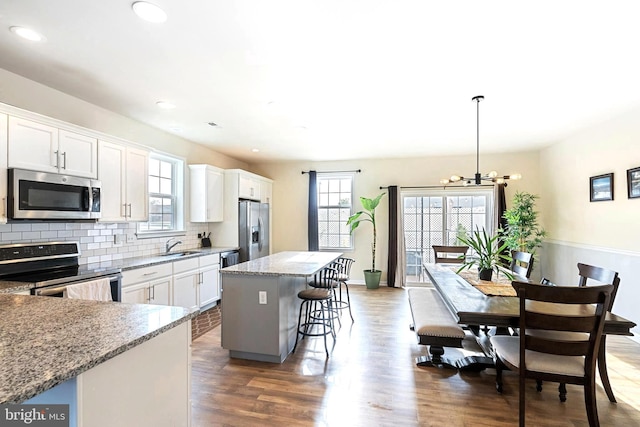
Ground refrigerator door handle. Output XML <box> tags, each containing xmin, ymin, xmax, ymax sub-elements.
<box><xmin>258</xmin><ymin>217</ymin><xmax>264</xmax><ymax>252</ymax></box>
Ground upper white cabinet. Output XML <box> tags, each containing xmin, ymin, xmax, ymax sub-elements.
<box><xmin>8</xmin><ymin>116</ymin><xmax>98</xmax><ymax>178</ymax></box>
<box><xmin>0</xmin><ymin>113</ymin><xmax>7</xmax><ymax>224</ymax></box>
<box><xmin>189</xmin><ymin>164</ymin><xmax>224</xmax><ymax>222</ymax></box>
<box><xmin>259</xmin><ymin>179</ymin><xmax>272</xmax><ymax>204</ymax></box>
<box><xmin>238</xmin><ymin>173</ymin><xmax>261</xmax><ymax>200</ymax></box>
<box><xmin>99</xmin><ymin>140</ymin><xmax>149</xmax><ymax>222</ymax></box>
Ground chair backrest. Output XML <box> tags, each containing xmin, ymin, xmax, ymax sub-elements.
<box><xmin>311</xmin><ymin>266</ymin><xmax>340</xmax><ymax>289</ymax></box>
<box><xmin>577</xmin><ymin>263</ymin><xmax>620</xmax><ymax>311</ymax></box>
<box><xmin>512</xmin><ymin>281</ymin><xmax>612</xmax><ymax>373</ymax></box>
<box><xmin>510</xmin><ymin>251</ymin><xmax>534</xmax><ymax>279</ymax></box>
<box><xmin>432</xmin><ymin>245</ymin><xmax>468</xmax><ymax>264</ymax></box>
<box><xmin>335</xmin><ymin>257</ymin><xmax>354</xmax><ymax>277</ymax></box>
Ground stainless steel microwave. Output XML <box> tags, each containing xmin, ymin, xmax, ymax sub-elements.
<box><xmin>8</xmin><ymin>169</ymin><xmax>101</xmax><ymax>220</ymax></box>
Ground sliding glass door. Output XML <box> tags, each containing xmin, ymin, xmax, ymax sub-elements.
<box><xmin>403</xmin><ymin>189</ymin><xmax>494</xmax><ymax>283</ymax></box>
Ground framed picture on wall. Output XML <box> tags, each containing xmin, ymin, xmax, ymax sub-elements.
<box><xmin>590</xmin><ymin>173</ymin><xmax>614</xmax><ymax>202</ymax></box>
<box><xmin>627</xmin><ymin>167</ymin><xmax>640</xmax><ymax>199</ymax></box>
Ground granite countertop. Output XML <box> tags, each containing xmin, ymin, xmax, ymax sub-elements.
<box><xmin>0</xmin><ymin>294</ymin><xmax>198</xmax><ymax>404</ymax></box>
<box><xmin>0</xmin><ymin>246</ymin><xmax>239</xmax><ymax>294</ymax></box>
<box><xmin>221</xmin><ymin>251</ymin><xmax>342</xmax><ymax>277</ymax></box>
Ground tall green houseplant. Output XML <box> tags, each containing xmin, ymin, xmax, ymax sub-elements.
<box><xmin>500</xmin><ymin>192</ymin><xmax>547</xmax><ymax>255</ymax></box>
<box><xmin>347</xmin><ymin>192</ymin><xmax>385</xmax><ymax>289</ymax></box>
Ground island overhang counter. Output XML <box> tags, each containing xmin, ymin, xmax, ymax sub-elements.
<box><xmin>220</xmin><ymin>251</ymin><xmax>342</xmax><ymax>363</ymax></box>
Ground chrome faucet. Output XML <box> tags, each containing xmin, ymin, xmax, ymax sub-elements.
<box><xmin>165</xmin><ymin>237</ymin><xmax>183</xmax><ymax>253</ymax></box>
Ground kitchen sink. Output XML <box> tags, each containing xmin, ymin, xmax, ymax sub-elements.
<box><xmin>161</xmin><ymin>251</ymin><xmax>201</xmax><ymax>258</ymax></box>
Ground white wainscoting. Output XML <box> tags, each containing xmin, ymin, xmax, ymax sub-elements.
<box><xmin>541</xmin><ymin>240</ymin><xmax>639</xmax><ymax>341</ymax></box>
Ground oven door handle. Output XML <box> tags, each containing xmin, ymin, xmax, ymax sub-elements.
<box><xmin>35</xmin><ymin>285</ymin><xmax>68</xmax><ymax>296</ymax></box>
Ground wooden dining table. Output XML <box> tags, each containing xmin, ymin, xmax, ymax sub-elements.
<box><xmin>423</xmin><ymin>263</ymin><xmax>637</xmax><ymax>401</ymax></box>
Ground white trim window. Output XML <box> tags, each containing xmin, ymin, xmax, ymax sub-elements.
<box><xmin>138</xmin><ymin>153</ymin><xmax>185</xmax><ymax>235</ymax></box>
<box><xmin>317</xmin><ymin>173</ymin><xmax>354</xmax><ymax>250</ymax></box>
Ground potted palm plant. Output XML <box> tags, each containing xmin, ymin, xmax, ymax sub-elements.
<box><xmin>500</xmin><ymin>191</ymin><xmax>547</xmax><ymax>255</ymax></box>
<box><xmin>456</xmin><ymin>227</ymin><xmax>513</xmax><ymax>281</ymax></box>
<box><xmin>347</xmin><ymin>192</ymin><xmax>385</xmax><ymax>289</ymax></box>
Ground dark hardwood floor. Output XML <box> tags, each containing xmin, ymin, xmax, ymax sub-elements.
<box><xmin>191</xmin><ymin>285</ymin><xmax>640</xmax><ymax>426</ymax></box>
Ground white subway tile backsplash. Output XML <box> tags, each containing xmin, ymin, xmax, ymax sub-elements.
<box><xmin>0</xmin><ymin>221</ymin><xmax>209</xmax><ymax>265</ymax></box>
<box><xmin>2</xmin><ymin>232</ymin><xmax>22</xmax><ymax>240</ymax></box>
<box><xmin>11</xmin><ymin>224</ymin><xmax>31</xmax><ymax>232</ymax></box>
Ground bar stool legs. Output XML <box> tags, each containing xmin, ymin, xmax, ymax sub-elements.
<box><xmin>293</xmin><ymin>288</ymin><xmax>335</xmax><ymax>357</ymax></box>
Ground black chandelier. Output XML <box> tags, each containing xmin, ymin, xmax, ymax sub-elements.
<box><xmin>440</xmin><ymin>95</ymin><xmax>521</xmax><ymax>186</ymax></box>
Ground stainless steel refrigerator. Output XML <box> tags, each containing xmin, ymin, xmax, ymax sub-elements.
<box><xmin>238</xmin><ymin>200</ymin><xmax>270</xmax><ymax>262</ymax></box>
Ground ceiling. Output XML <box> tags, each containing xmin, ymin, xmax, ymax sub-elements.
<box><xmin>1</xmin><ymin>1</ymin><xmax>640</xmax><ymax>163</ymax></box>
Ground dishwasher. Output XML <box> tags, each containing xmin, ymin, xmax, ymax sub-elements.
<box><xmin>220</xmin><ymin>250</ymin><xmax>240</xmax><ymax>268</ymax></box>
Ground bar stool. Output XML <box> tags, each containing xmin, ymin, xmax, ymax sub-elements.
<box><xmin>334</xmin><ymin>257</ymin><xmax>354</xmax><ymax>322</ymax></box>
<box><xmin>292</xmin><ymin>287</ymin><xmax>335</xmax><ymax>357</ymax></box>
<box><xmin>307</xmin><ymin>266</ymin><xmax>342</xmax><ymax>327</ymax></box>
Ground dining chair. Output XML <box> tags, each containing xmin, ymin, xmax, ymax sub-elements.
<box><xmin>491</xmin><ymin>281</ymin><xmax>613</xmax><ymax>427</ymax></box>
<box><xmin>509</xmin><ymin>251</ymin><xmax>534</xmax><ymax>278</ymax></box>
<box><xmin>538</xmin><ymin>264</ymin><xmax>621</xmax><ymax>402</ymax></box>
<box><xmin>432</xmin><ymin>245</ymin><xmax>469</xmax><ymax>264</ymax></box>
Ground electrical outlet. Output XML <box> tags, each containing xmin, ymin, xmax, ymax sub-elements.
<box><xmin>126</xmin><ymin>234</ymin><xmax>136</xmax><ymax>243</ymax></box>
<box><xmin>259</xmin><ymin>291</ymin><xmax>267</xmax><ymax>305</ymax></box>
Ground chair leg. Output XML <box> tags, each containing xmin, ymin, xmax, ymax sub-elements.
<box><xmin>293</xmin><ymin>300</ymin><xmax>306</xmax><ymax>353</ymax></box>
<box><xmin>536</xmin><ymin>380</ymin><xmax>543</xmax><ymax>392</ymax></box>
<box><xmin>495</xmin><ymin>358</ymin><xmax>504</xmax><ymax>393</ymax></box>
<box><xmin>584</xmin><ymin>377</ymin><xmax>601</xmax><ymax>427</ymax></box>
<box><xmin>559</xmin><ymin>383</ymin><xmax>567</xmax><ymax>402</ymax></box>
<box><xmin>598</xmin><ymin>336</ymin><xmax>616</xmax><ymax>403</ymax></box>
<box><xmin>519</xmin><ymin>369</ymin><xmax>526</xmax><ymax>427</ymax></box>
<box><xmin>343</xmin><ymin>281</ymin><xmax>354</xmax><ymax>322</ymax></box>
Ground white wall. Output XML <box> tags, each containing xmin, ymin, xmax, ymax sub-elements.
<box><xmin>539</xmin><ymin>106</ymin><xmax>640</xmax><ymax>338</ymax></box>
<box><xmin>254</xmin><ymin>151</ymin><xmax>542</xmax><ymax>283</ymax></box>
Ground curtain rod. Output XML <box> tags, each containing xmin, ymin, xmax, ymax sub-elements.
<box><xmin>302</xmin><ymin>169</ymin><xmax>362</xmax><ymax>174</ymax></box>
<box><xmin>380</xmin><ymin>184</ymin><xmax>496</xmax><ymax>189</ymax></box>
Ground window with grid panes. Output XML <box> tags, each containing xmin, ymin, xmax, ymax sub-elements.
<box><xmin>317</xmin><ymin>173</ymin><xmax>354</xmax><ymax>250</ymax></box>
<box><xmin>138</xmin><ymin>154</ymin><xmax>184</xmax><ymax>233</ymax></box>
<box><xmin>403</xmin><ymin>189</ymin><xmax>493</xmax><ymax>278</ymax></box>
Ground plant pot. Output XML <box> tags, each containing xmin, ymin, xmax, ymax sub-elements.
<box><xmin>479</xmin><ymin>268</ymin><xmax>493</xmax><ymax>281</ymax></box>
<box><xmin>364</xmin><ymin>270</ymin><xmax>382</xmax><ymax>289</ymax></box>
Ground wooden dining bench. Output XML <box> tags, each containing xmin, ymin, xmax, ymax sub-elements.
<box><xmin>408</xmin><ymin>288</ymin><xmax>466</xmax><ymax>369</ymax></box>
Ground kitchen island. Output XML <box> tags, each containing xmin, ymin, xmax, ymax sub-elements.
<box><xmin>220</xmin><ymin>251</ymin><xmax>342</xmax><ymax>362</ymax></box>
<box><xmin>0</xmin><ymin>294</ymin><xmax>197</xmax><ymax>427</ymax></box>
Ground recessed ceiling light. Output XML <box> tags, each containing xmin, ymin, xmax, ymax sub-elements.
<box><xmin>132</xmin><ymin>2</ymin><xmax>167</xmax><ymax>23</ymax></box>
<box><xmin>156</xmin><ymin>101</ymin><xmax>175</xmax><ymax>109</ymax></box>
<box><xmin>251</xmin><ymin>148</ymin><xmax>260</xmax><ymax>153</ymax></box>
<box><xmin>168</xmin><ymin>126</ymin><xmax>183</xmax><ymax>132</ymax></box>
<box><xmin>10</xmin><ymin>26</ymin><xmax>45</xmax><ymax>42</ymax></box>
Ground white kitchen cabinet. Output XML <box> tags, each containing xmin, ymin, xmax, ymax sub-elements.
<box><xmin>8</xmin><ymin>116</ymin><xmax>97</xmax><ymax>178</ymax></box>
<box><xmin>189</xmin><ymin>164</ymin><xmax>224</xmax><ymax>222</ymax></box>
<box><xmin>172</xmin><ymin>257</ymin><xmax>200</xmax><ymax>311</ymax></box>
<box><xmin>260</xmin><ymin>179</ymin><xmax>272</xmax><ymax>204</ymax></box>
<box><xmin>238</xmin><ymin>172</ymin><xmax>261</xmax><ymax>200</ymax></box>
<box><xmin>199</xmin><ymin>254</ymin><xmax>220</xmax><ymax>308</ymax></box>
<box><xmin>172</xmin><ymin>254</ymin><xmax>220</xmax><ymax>310</ymax></box>
<box><xmin>98</xmin><ymin>140</ymin><xmax>149</xmax><ymax>222</ymax></box>
<box><xmin>0</xmin><ymin>113</ymin><xmax>7</xmax><ymax>224</ymax></box>
<box><xmin>121</xmin><ymin>263</ymin><xmax>172</xmax><ymax>305</ymax></box>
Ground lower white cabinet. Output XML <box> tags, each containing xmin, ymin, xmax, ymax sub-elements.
<box><xmin>199</xmin><ymin>254</ymin><xmax>220</xmax><ymax>308</ymax></box>
<box><xmin>122</xmin><ymin>254</ymin><xmax>221</xmax><ymax>310</ymax></box>
<box><xmin>172</xmin><ymin>254</ymin><xmax>221</xmax><ymax>310</ymax></box>
<box><xmin>121</xmin><ymin>263</ymin><xmax>173</xmax><ymax>305</ymax></box>
<box><xmin>173</xmin><ymin>258</ymin><xmax>200</xmax><ymax>311</ymax></box>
